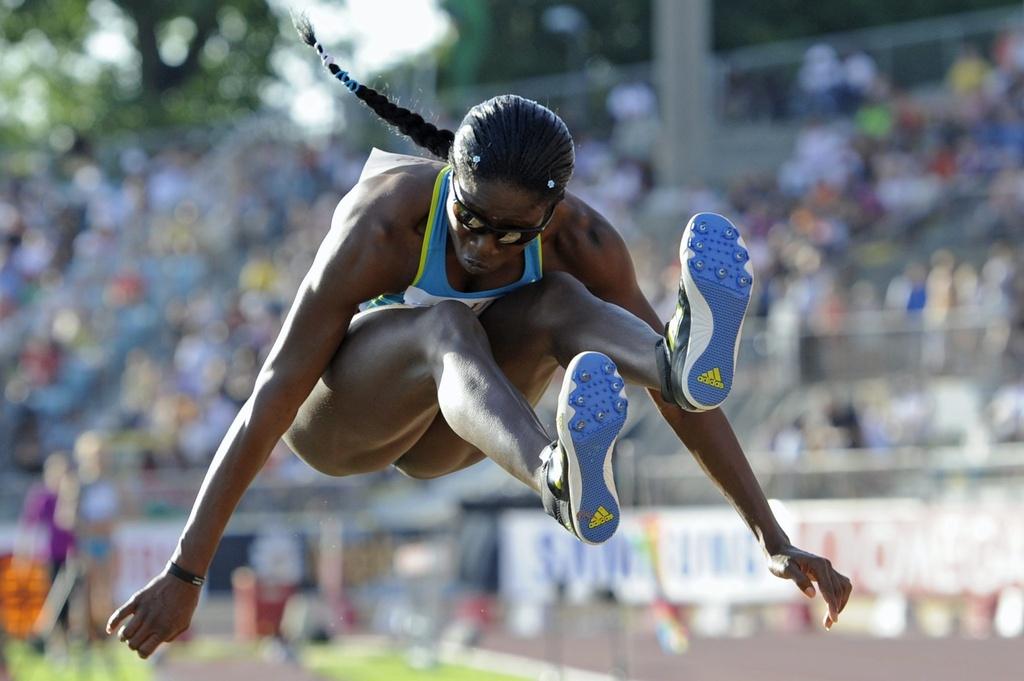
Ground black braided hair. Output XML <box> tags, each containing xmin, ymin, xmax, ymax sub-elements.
<box><xmin>294</xmin><ymin>12</ymin><xmax>574</xmax><ymax>196</ymax></box>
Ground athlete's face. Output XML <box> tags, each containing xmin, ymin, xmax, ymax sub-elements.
<box><xmin>447</xmin><ymin>176</ymin><xmax>559</xmax><ymax>274</ymax></box>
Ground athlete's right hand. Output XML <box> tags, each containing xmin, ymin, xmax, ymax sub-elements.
<box><xmin>106</xmin><ymin>571</ymin><xmax>201</xmax><ymax>659</ymax></box>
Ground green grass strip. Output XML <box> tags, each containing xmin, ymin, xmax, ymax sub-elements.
<box><xmin>305</xmin><ymin>644</ymin><xmax>530</xmax><ymax>681</ymax></box>
<box><xmin>4</xmin><ymin>640</ymin><xmax>152</xmax><ymax>681</ymax></box>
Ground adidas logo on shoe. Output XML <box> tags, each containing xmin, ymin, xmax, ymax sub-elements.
<box><xmin>657</xmin><ymin>213</ymin><xmax>752</xmax><ymax>411</ymax></box>
<box><xmin>587</xmin><ymin>506</ymin><xmax>615</xmax><ymax>529</ymax></box>
<box><xmin>696</xmin><ymin>367</ymin><xmax>725</xmax><ymax>389</ymax></box>
<box><xmin>541</xmin><ymin>352</ymin><xmax>627</xmax><ymax>545</ymax></box>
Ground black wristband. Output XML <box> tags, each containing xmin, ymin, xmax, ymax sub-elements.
<box><xmin>166</xmin><ymin>561</ymin><xmax>205</xmax><ymax>587</ymax></box>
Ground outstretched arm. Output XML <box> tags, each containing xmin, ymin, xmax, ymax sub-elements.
<box><xmin>106</xmin><ymin>174</ymin><xmax>421</xmax><ymax>658</ymax></box>
<box><xmin>567</xmin><ymin>205</ymin><xmax>852</xmax><ymax>629</ymax></box>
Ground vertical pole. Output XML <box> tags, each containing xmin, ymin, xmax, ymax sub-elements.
<box><xmin>654</xmin><ymin>0</ymin><xmax>712</xmax><ymax>187</ymax></box>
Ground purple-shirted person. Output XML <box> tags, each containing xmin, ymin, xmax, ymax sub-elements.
<box><xmin>19</xmin><ymin>453</ymin><xmax>78</xmax><ymax>648</ymax></box>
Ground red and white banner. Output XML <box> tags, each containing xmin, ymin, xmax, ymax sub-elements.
<box><xmin>792</xmin><ymin>500</ymin><xmax>1024</xmax><ymax>597</ymax></box>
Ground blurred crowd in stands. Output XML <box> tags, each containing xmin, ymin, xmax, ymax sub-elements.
<box><xmin>4</xmin><ymin>26</ymin><xmax>1024</xmax><ymax>485</ymax></box>
<box><xmin>0</xmin><ymin>131</ymin><xmax>365</xmax><ymax>478</ymax></box>
<box><xmin>741</xmin><ymin>28</ymin><xmax>1024</xmax><ymax>458</ymax></box>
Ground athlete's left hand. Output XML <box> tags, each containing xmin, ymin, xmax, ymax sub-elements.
<box><xmin>768</xmin><ymin>544</ymin><xmax>852</xmax><ymax>630</ymax></box>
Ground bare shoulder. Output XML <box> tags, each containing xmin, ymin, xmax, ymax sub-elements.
<box><xmin>331</xmin><ymin>159</ymin><xmax>443</xmax><ymax>249</ymax></box>
<box><xmin>544</xmin><ymin>192</ymin><xmax>634</xmax><ymax>290</ymax></box>
<box><xmin>311</xmin><ymin>159</ymin><xmax>445</xmax><ymax>307</ymax></box>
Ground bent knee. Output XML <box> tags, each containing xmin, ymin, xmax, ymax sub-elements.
<box><xmin>426</xmin><ymin>299</ymin><xmax>482</xmax><ymax>326</ymax></box>
<box><xmin>537</xmin><ymin>270</ymin><xmax>589</xmax><ymax>295</ymax></box>
<box><xmin>531</xmin><ymin>271</ymin><xmax>595</xmax><ymax>324</ymax></box>
<box><xmin>417</xmin><ymin>300</ymin><xmax>488</xmax><ymax>353</ymax></box>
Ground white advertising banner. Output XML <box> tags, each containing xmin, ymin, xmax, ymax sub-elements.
<box><xmin>113</xmin><ymin>522</ymin><xmax>182</xmax><ymax>603</ymax></box>
<box><xmin>501</xmin><ymin>501</ymin><xmax>1024</xmax><ymax>604</ymax></box>
<box><xmin>500</xmin><ymin>507</ymin><xmax>796</xmax><ymax>605</ymax></box>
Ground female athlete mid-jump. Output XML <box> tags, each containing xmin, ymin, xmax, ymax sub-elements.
<box><xmin>108</xmin><ymin>15</ymin><xmax>851</xmax><ymax>658</ymax></box>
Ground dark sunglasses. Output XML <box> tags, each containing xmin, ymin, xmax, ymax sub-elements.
<box><xmin>450</xmin><ymin>176</ymin><xmax>559</xmax><ymax>246</ymax></box>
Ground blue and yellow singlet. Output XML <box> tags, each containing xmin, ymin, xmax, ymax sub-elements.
<box><xmin>362</xmin><ymin>164</ymin><xmax>543</xmax><ymax>315</ymax></box>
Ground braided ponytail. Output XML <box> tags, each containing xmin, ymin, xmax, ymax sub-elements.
<box><xmin>294</xmin><ymin>13</ymin><xmax>574</xmax><ymax>197</ymax></box>
<box><xmin>292</xmin><ymin>12</ymin><xmax>455</xmax><ymax>159</ymax></box>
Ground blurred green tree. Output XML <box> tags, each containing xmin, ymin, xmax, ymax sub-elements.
<box><xmin>437</xmin><ymin>0</ymin><xmax>651</xmax><ymax>88</ymax></box>
<box><xmin>0</xmin><ymin>0</ymin><xmax>280</xmax><ymax>144</ymax></box>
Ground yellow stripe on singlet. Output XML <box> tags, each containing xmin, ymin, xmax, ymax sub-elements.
<box><xmin>410</xmin><ymin>166</ymin><xmax>451</xmax><ymax>287</ymax></box>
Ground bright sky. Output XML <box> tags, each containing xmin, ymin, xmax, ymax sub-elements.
<box><xmin>345</xmin><ymin>0</ymin><xmax>451</xmax><ymax>73</ymax></box>
<box><xmin>273</xmin><ymin>0</ymin><xmax>452</xmax><ymax>74</ymax></box>
<box><xmin>266</xmin><ymin>0</ymin><xmax>452</xmax><ymax>129</ymax></box>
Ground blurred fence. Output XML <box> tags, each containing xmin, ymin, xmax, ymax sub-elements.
<box><xmin>738</xmin><ymin>310</ymin><xmax>1013</xmax><ymax>389</ymax></box>
<box><xmin>2</xmin><ymin>435</ymin><xmax>1020</xmax><ymax>521</ymax></box>
<box><xmin>621</xmin><ymin>442</ymin><xmax>1024</xmax><ymax>507</ymax></box>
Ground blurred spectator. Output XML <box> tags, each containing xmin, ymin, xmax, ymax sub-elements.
<box><xmin>946</xmin><ymin>43</ymin><xmax>992</xmax><ymax>97</ymax></box>
<box><xmin>925</xmin><ymin>251</ymin><xmax>957</xmax><ymax>320</ymax></box>
<box><xmin>840</xmin><ymin>50</ymin><xmax>879</xmax><ymax>113</ymax></box>
<box><xmin>778</xmin><ymin>120</ymin><xmax>860</xmax><ymax>195</ymax></box>
<box><xmin>798</xmin><ymin>44</ymin><xmax>845</xmax><ymax>116</ymax></box>
<box><xmin>885</xmin><ymin>263</ymin><xmax>929</xmax><ymax>315</ymax></box>
<box><xmin>18</xmin><ymin>453</ymin><xmax>78</xmax><ymax>653</ymax></box>
<box><xmin>606</xmin><ymin>80</ymin><xmax>659</xmax><ymax>163</ymax></box>
<box><xmin>74</xmin><ymin>432</ymin><xmax>120</xmax><ymax>640</ymax></box>
<box><xmin>987</xmin><ymin>375</ymin><xmax>1024</xmax><ymax>442</ymax></box>
<box><xmin>855</xmin><ymin>91</ymin><xmax>894</xmax><ymax>140</ymax></box>
<box><xmin>993</xmin><ymin>28</ymin><xmax>1024</xmax><ymax>76</ymax></box>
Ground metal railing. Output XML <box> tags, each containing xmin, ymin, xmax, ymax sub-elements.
<box><xmin>619</xmin><ymin>442</ymin><xmax>1024</xmax><ymax>508</ymax></box>
<box><xmin>745</xmin><ymin>309</ymin><xmax>1014</xmax><ymax>386</ymax></box>
<box><xmin>2</xmin><ymin>437</ymin><xmax>1019</xmax><ymax>522</ymax></box>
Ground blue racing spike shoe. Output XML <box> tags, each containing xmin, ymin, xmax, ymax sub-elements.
<box><xmin>657</xmin><ymin>213</ymin><xmax>752</xmax><ymax>412</ymax></box>
<box><xmin>540</xmin><ymin>352</ymin><xmax>628</xmax><ymax>545</ymax></box>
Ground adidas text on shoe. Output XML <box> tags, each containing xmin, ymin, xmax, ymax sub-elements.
<box><xmin>696</xmin><ymin>367</ymin><xmax>725</xmax><ymax>389</ymax></box>
<box><xmin>661</xmin><ymin>213</ymin><xmax>752</xmax><ymax>411</ymax></box>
